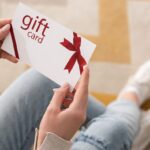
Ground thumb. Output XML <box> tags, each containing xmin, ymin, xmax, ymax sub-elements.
<box><xmin>50</xmin><ymin>83</ymin><xmax>70</xmax><ymax>109</ymax></box>
<box><xmin>0</xmin><ymin>24</ymin><xmax>10</xmax><ymax>41</ymax></box>
<box><xmin>0</xmin><ymin>50</ymin><xmax>18</xmax><ymax>63</ymax></box>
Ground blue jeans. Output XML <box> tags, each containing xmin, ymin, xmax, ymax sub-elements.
<box><xmin>0</xmin><ymin>69</ymin><xmax>141</xmax><ymax>150</ymax></box>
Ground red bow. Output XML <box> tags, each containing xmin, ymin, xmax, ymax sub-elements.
<box><xmin>60</xmin><ymin>32</ymin><xmax>87</xmax><ymax>74</ymax></box>
<box><xmin>10</xmin><ymin>24</ymin><xmax>19</xmax><ymax>59</ymax></box>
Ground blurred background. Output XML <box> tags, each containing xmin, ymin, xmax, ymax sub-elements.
<box><xmin>0</xmin><ymin>0</ymin><xmax>150</xmax><ymax>107</ymax></box>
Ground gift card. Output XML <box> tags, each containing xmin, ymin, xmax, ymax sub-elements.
<box><xmin>2</xmin><ymin>3</ymin><xmax>96</xmax><ymax>90</ymax></box>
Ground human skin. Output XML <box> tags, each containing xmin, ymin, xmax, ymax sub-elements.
<box><xmin>0</xmin><ymin>18</ymin><xmax>18</xmax><ymax>63</ymax></box>
<box><xmin>37</xmin><ymin>66</ymin><xmax>89</xmax><ymax>148</ymax></box>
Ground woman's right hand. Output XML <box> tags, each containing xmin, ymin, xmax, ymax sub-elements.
<box><xmin>0</xmin><ymin>19</ymin><xmax>18</xmax><ymax>63</ymax></box>
<box><xmin>37</xmin><ymin>66</ymin><xmax>89</xmax><ymax>148</ymax></box>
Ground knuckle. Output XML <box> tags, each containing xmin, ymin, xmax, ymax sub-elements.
<box><xmin>0</xmin><ymin>31</ymin><xmax>5</xmax><ymax>39</ymax></box>
<box><xmin>80</xmin><ymin>113</ymin><xmax>86</xmax><ymax>123</ymax></box>
<box><xmin>70</xmin><ymin>110</ymin><xmax>86</xmax><ymax>123</ymax></box>
<box><xmin>54</xmin><ymin>90</ymin><xmax>67</xmax><ymax>99</ymax></box>
<box><xmin>46</xmin><ymin>106</ymin><xmax>59</xmax><ymax>115</ymax></box>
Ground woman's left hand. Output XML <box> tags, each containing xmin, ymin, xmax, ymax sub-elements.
<box><xmin>0</xmin><ymin>19</ymin><xmax>18</xmax><ymax>63</ymax></box>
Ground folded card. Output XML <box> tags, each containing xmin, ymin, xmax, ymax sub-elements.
<box><xmin>2</xmin><ymin>3</ymin><xmax>96</xmax><ymax>90</ymax></box>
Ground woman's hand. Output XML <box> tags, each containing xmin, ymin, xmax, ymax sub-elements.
<box><xmin>0</xmin><ymin>19</ymin><xmax>18</xmax><ymax>63</ymax></box>
<box><xmin>37</xmin><ymin>66</ymin><xmax>89</xmax><ymax>147</ymax></box>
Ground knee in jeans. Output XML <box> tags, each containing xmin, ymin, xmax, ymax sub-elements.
<box><xmin>111</xmin><ymin>116</ymin><xmax>138</xmax><ymax>143</ymax></box>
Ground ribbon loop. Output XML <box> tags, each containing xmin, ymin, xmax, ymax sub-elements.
<box><xmin>60</xmin><ymin>32</ymin><xmax>87</xmax><ymax>74</ymax></box>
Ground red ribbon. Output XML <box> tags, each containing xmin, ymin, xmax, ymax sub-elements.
<box><xmin>10</xmin><ymin>24</ymin><xmax>19</xmax><ymax>59</ymax></box>
<box><xmin>60</xmin><ymin>32</ymin><xmax>87</xmax><ymax>74</ymax></box>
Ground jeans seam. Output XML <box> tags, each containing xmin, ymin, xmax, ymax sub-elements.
<box><xmin>74</xmin><ymin>133</ymin><xmax>108</xmax><ymax>150</ymax></box>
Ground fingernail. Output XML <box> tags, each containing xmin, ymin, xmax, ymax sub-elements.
<box><xmin>53</xmin><ymin>88</ymin><xmax>59</xmax><ymax>92</ymax></box>
<box><xmin>1</xmin><ymin>24</ymin><xmax>10</xmax><ymax>32</ymax></box>
<box><xmin>83</xmin><ymin>65</ymin><xmax>88</xmax><ymax>70</ymax></box>
<box><xmin>62</xmin><ymin>83</ymin><xmax>70</xmax><ymax>88</ymax></box>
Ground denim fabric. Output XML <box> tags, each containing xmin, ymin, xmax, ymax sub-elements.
<box><xmin>0</xmin><ymin>69</ymin><xmax>105</xmax><ymax>150</ymax></box>
<box><xmin>72</xmin><ymin>100</ymin><xmax>141</xmax><ymax>150</ymax></box>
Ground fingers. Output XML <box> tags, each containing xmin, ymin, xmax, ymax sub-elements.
<box><xmin>70</xmin><ymin>66</ymin><xmax>89</xmax><ymax>110</ymax></box>
<box><xmin>0</xmin><ymin>19</ymin><xmax>11</xmax><ymax>28</ymax></box>
<box><xmin>49</xmin><ymin>83</ymin><xmax>70</xmax><ymax>110</ymax></box>
<box><xmin>0</xmin><ymin>50</ymin><xmax>18</xmax><ymax>63</ymax></box>
<box><xmin>0</xmin><ymin>21</ymin><xmax>18</xmax><ymax>63</ymax></box>
<box><xmin>0</xmin><ymin>24</ymin><xmax>10</xmax><ymax>41</ymax></box>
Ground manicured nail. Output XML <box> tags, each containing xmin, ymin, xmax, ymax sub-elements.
<box><xmin>53</xmin><ymin>88</ymin><xmax>59</xmax><ymax>92</ymax></box>
<box><xmin>1</xmin><ymin>24</ymin><xmax>10</xmax><ymax>32</ymax></box>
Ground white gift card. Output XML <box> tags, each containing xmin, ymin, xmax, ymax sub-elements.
<box><xmin>2</xmin><ymin>3</ymin><xmax>96</xmax><ymax>89</ymax></box>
